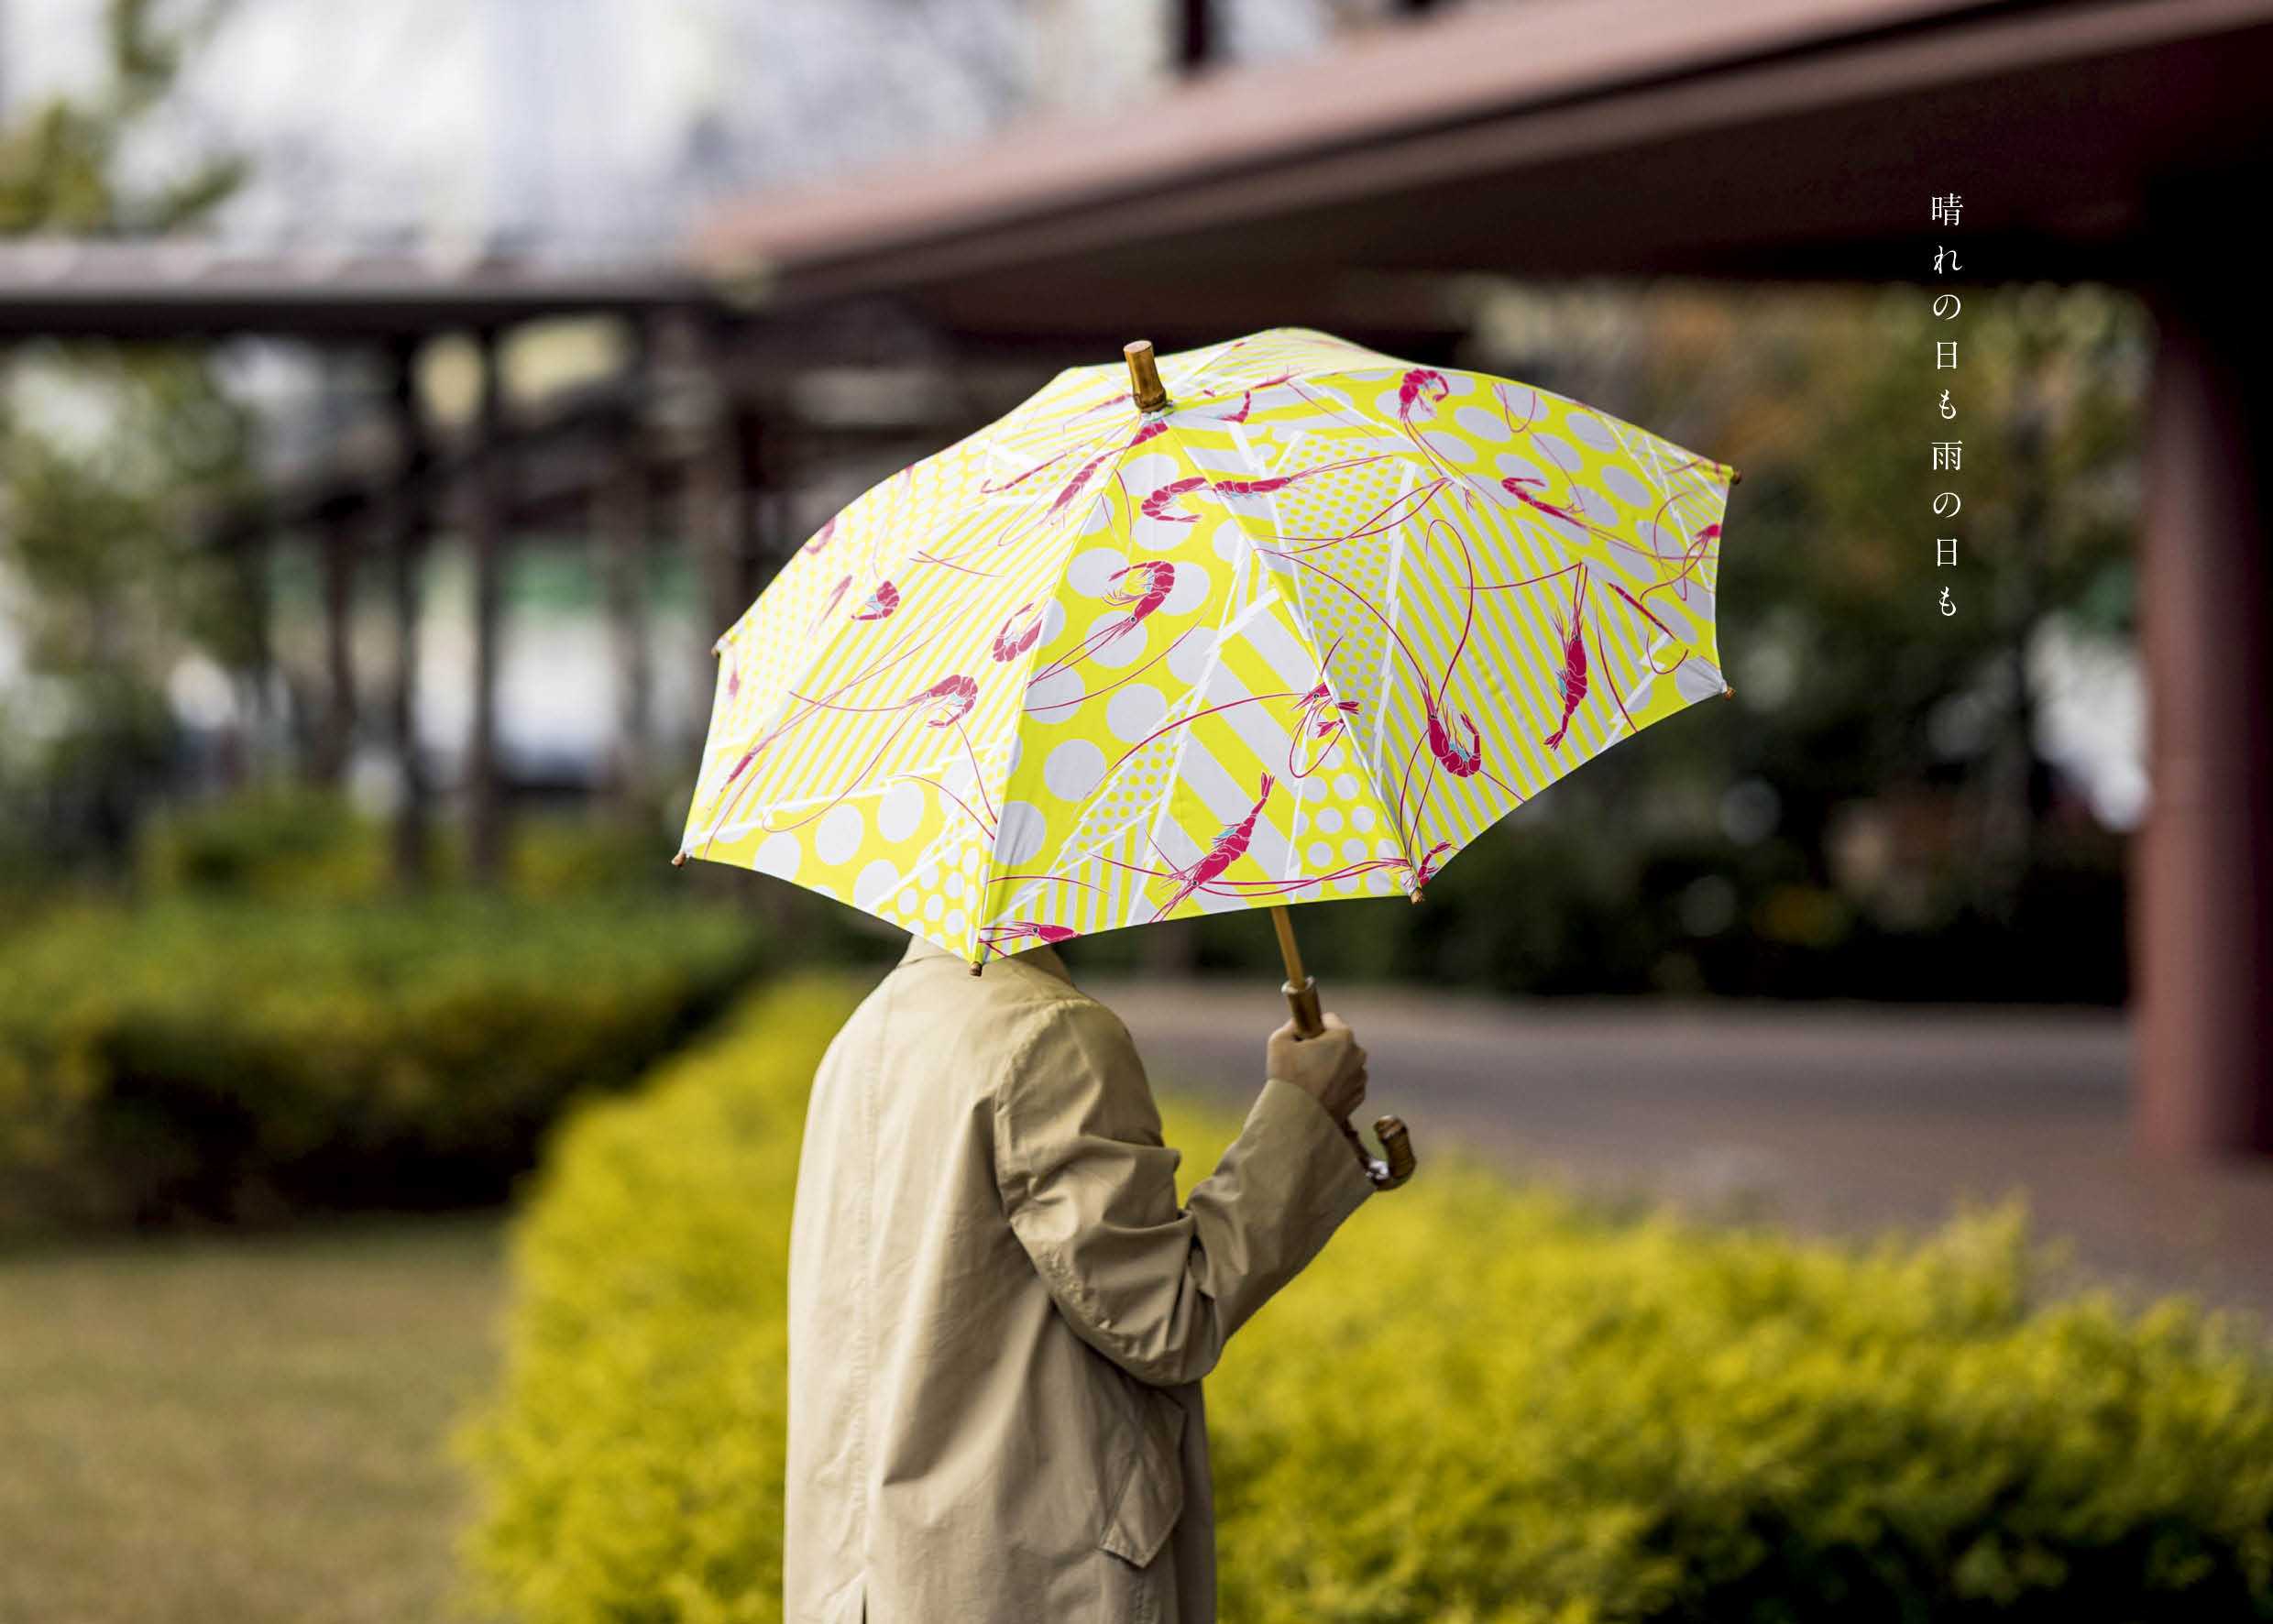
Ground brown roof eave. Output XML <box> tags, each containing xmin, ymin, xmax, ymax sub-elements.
<box><xmin>691</xmin><ymin>0</ymin><xmax>1993</xmax><ymax>278</ymax></box>
<box><xmin>693</xmin><ymin>0</ymin><xmax>2273</xmax><ymax>300</ymax></box>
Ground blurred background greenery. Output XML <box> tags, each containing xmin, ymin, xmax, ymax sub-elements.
<box><xmin>1</xmin><ymin>5</ymin><xmax>2146</xmax><ymax>1239</ymax></box>
<box><xmin>3</xmin><ymin>4</ymin><xmax>2246</xmax><ymax>1624</ymax></box>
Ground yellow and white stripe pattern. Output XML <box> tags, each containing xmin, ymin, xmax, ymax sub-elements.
<box><xmin>681</xmin><ymin>328</ymin><xmax>1734</xmax><ymax>965</ymax></box>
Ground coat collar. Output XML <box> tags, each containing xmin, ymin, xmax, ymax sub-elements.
<box><xmin>898</xmin><ymin>932</ymin><xmax>1074</xmax><ymax>986</ymax></box>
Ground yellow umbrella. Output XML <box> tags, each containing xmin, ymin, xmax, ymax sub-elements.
<box><xmin>678</xmin><ymin>329</ymin><xmax>1737</xmax><ymax>1185</ymax></box>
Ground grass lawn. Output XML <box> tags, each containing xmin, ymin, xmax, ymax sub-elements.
<box><xmin>0</xmin><ymin>1217</ymin><xmax>506</xmax><ymax>1624</ymax></box>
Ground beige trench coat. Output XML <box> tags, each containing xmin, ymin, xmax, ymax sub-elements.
<box><xmin>785</xmin><ymin>935</ymin><xmax>1376</xmax><ymax>1624</ymax></box>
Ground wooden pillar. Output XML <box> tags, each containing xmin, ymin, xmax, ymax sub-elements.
<box><xmin>313</xmin><ymin>510</ymin><xmax>357</xmax><ymax>786</ymax></box>
<box><xmin>1174</xmin><ymin>0</ymin><xmax>1213</xmax><ymax>71</ymax></box>
<box><xmin>466</xmin><ymin>328</ymin><xmax>507</xmax><ymax>885</ymax></box>
<box><xmin>686</xmin><ymin>348</ymin><xmax>749</xmax><ymax>730</ymax></box>
<box><xmin>383</xmin><ymin>337</ymin><xmax>431</xmax><ymax>888</ymax></box>
<box><xmin>2134</xmin><ymin>235</ymin><xmax>2273</xmax><ymax>1161</ymax></box>
<box><xmin>596</xmin><ymin>428</ymin><xmax>653</xmax><ymax>825</ymax></box>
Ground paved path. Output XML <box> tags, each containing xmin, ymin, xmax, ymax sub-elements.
<box><xmin>1086</xmin><ymin>978</ymin><xmax>2273</xmax><ymax>1308</ymax></box>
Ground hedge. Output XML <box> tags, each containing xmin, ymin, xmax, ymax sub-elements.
<box><xmin>461</xmin><ymin>982</ymin><xmax>2273</xmax><ymax>1623</ymax></box>
<box><xmin>134</xmin><ymin>787</ymin><xmax>686</xmax><ymax>905</ymax></box>
<box><xmin>0</xmin><ymin>896</ymin><xmax>763</xmax><ymax>1230</ymax></box>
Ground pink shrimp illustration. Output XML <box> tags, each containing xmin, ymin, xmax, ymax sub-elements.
<box><xmin>1140</xmin><ymin>476</ymin><xmax>1211</xmax><ymax>525</ymax></box>
<box><xmin>910</xmin><ymin>674</ymin><xmax>978</xmax><ymax>728</ymax></box>
<box><xmin>1292</xmin><ymin>681</ymin><xmax>1361</xmax><ymax>741</ymax></box>
<box><xmin>807</xmin><ymin>574</ymin><xmax>853</xmax><ymax>634</ymax></box>
<box><xmin>1542</xmin><ymin>587</ymin><xmax>1590</xmax><ymax>750</ymax></box>
<box><xmin>801</xmin><ymin>514</ymin><xmax>838</xmax><ymax>556</ymax></box>
<box><xmin>979</xmin><ymin>920</ymin><xmax>1079</xmax><ymax>953</ymax></box>
<box><xmin>1425</xmin><ymin>700</ymin><xmax>1482</xmax><ymax>776</ymax></box>
<box><xmin>696</xmin><ymin>668</ymin><xmax>983</xmax><ymax>863</ymax></box>
<box><xmin>1403</xmin><ymin>839</ymin><xmax>1453</xmax><ymax>894</ymax></box>
<box><xmin>1499</xmin><ymin>475</ymin><xmax>1591</xmax><ymax>532</ymax></box>
<box><xmin>1152</xmin><ymin>774</ymin><xmax>1275</xmax><ymax>919</ymax></box>
<box><xmin>718</xmin><ymin>743</ymin><xmax>759</xmax><ymax>790</ymax></box>
<box><xmin>1041</xmin><ymin>419</ymin><xmax>1170</xmax><ymax>527</ymax></box>
<box><xmin>1397</xmin><ymin>368</ymin><xmax>1450</xmax><ymax>423</ymax></box>
<box><xmin>992</xmin><ymin>602</ymin><xmax>1042</xmax><ymax>663</ymax></box>
<box><xmin>1205</xmin><ymin>371</ymin><xmax>1300</xmax><ymax>425</ymax></box>
<box><xmin>1217</xmin><ymin>472</ymin><xmax>1306</xmax><ymax>499</ymax></box>
<box><xmin>1609</xmin><ymin>581</ymin><xmax>1678</xmax><ymax>643</ymax></box>
<box><xmin>1139</xmin><ymin>458</ymin><xmax>1379</xmax><ymax>527</ymax></box>
<box><xmin>1103</xmin><ymin>561</ymin><xmax>1174</xmax><ymax>628</ymax></box>
<box><xmin>852</xmin><ymin>580</ymin><xmax>900</xmax><ymax>621</ymax></box>
<box><xmin>1030</xmin><ymin>563</ymin><xmax>1176</xmax><ymax>680</ymax></box>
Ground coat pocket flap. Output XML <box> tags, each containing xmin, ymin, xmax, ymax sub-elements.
<box><xmin>1101</xmin><ymin>1388</ymin><xmax>1186</xmax><ymax>1568</ymax></box>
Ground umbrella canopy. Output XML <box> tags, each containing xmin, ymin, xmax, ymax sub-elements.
<box><xmin>679</xmin><ymin>328</ymin><xmax>1734</xmax><ymax>969</ymax></box>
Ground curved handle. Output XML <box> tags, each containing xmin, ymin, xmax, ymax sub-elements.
<box><xmin>1370</xmin><ymin>1114</ymin><xmax>1417</xmax><ymax>1190</ymax></box>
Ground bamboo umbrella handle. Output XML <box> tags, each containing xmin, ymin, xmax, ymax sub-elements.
<box><xmin>1268</xmin><ymin>905</ymin><xmax>1416</xmax><ymax>1190</ymax></box>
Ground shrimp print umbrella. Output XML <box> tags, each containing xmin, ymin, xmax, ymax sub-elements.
<box><xmin>678</xmin><ymin>329</ymin><xmax>1737</xmax><ymax>1185</ymax></box>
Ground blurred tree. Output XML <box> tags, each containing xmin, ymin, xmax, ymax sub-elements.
<box><xmin>1065</xmin><ymin>281</ymin><xmax>2144</xmax><ymax>1002</ymax></box>
<box><xmin>0</xmin><ymin>0</ymin><xmax>247</xmax><ymax>236</ymax></box>
<box><xmin>1471</xmin><ymin>280</ymin><xmax>2143</xmax><ymax>997</ymax></box>
<box><xmin>1</xmin><ymin>0</ymin><xmax>254</xmax><ymax>893</ymax></box>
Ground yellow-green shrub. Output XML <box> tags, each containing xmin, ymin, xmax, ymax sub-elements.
<box><xmin>460</xmin><ymin>982</ymin><xmax>854</xmax><ymax>1624</ymax></box>
<box><xmin>136</xmin><ymin>787</ymin><xmax>390</xmax><ymax>903</ymax></box>
<box><xmin>0</xmin><ymin>897</ymin><xmax>763</xmax><ymax>1229</ymax></box>
<box><xmin>134</xmin><ymin>788</ymin><xmax>685</xmax><ymax>905</ymax></box>
<box><xmin>463</xmin><ymin>984</ymin><xmax>2273</xmax><ymax>1623</ymax></box>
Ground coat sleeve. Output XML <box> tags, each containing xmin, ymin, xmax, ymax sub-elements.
<box><xmin>994</xmin><ymin>995</ymin><xmax>1376</xmax><ymax>1388</ymax></box>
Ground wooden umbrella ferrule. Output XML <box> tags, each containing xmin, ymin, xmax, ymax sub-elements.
<box><xmin>1125</xmin><ymin>340</ymin><xmax>1169</xmax><ymax>412</ymax></box>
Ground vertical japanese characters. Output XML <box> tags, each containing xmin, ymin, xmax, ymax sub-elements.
<box><xmin>1930</xmin><ymin>192</ymin><xmax>1963</xmax><ymax>618</ymax></box>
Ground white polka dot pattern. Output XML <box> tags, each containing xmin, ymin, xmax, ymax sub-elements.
<box><xmin>681</xmin><ymin>328</ymin><xmax>1732</xmax><ymax>962</ymax></box>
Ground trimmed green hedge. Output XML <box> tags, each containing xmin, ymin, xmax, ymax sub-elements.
<box><xmin>134</xmin><ymin>787</ymin><xmax>686</xmax><ymax>905</ymax></box>
<box><xmin>0</xmin><ymin>897</ymin><xmax>763</xmax><ymax>1229</ymax></box>
<box><xmin>462</xmin><ymin>983</ymin><xmax>2273</xmax><ymax>1623</ymax></box>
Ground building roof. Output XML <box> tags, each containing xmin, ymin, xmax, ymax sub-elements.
<box><xmin>0</xmin><ymin>242</ymin><xmax>703</xmax><ymax>338</ymax></box>
<box><xmin>9</xmin><ymin>0</ymin><xmax>2270</xmax><ymax>346</ymax></box>
<box><xmin>697</xmin><ymin>0</ymin><xmax>2273</xmax><ymax>336</ymax></box>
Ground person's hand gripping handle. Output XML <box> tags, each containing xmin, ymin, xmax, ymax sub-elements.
<box><xmin>1268</xmin><ymin>907</ymin><xmax>1416</xmax><ymax>1190</ymax></box>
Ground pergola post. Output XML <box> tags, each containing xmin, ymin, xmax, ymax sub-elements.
<box><xmin>597</xmin><ymin>425</ymin><xmax>653</xmax><ymax>827</ymax></box>
<box><xmin>686</xmin><ymin>331</ymin><xmax>749</xmax><ymax>724</ymax></box>
<box><xmin>2134</xmin><ymin>247</ymin><xmax>2273</xmax><ymax>1162</ymax></box>
<box><xmin>466</xmin><ymin>327</ymin><xmax>508</xmax><ymax>884</ymax></box>
<box><xmin>314</xmin><ymin>507</ymin><xmax>357</xmax><ymax>786</ymax></box>
<box><xmin>382</xmin><ymin>336</ymin><xmax>431</xmax><ymax>888</ymax></box>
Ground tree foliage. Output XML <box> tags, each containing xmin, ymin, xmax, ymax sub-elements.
<box><xmin>1</xmin><ymin>0</ymin><xmax>254</xmax><ymax>885</ymax></box>
<box><xmin>1060</xmin><ymin>282</ymin><xmax>2145</xmax><ymax>1000</ymax></box>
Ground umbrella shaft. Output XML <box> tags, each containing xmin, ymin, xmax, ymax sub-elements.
<box><xmin>1269</xmin><ymin>905</ymin><xmax>1308</xmax><ymax>988</ymax></box>
<box><xmin>1271</xmin><ymin>906</ymin><xmax>1325</xmax><ymax>1038</ymax></box>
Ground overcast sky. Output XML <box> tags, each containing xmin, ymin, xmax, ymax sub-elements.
<box><xmin>2</xmin><ymin>0</ymin><xmax>1351</xmax><ymax>259</ymax></box>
